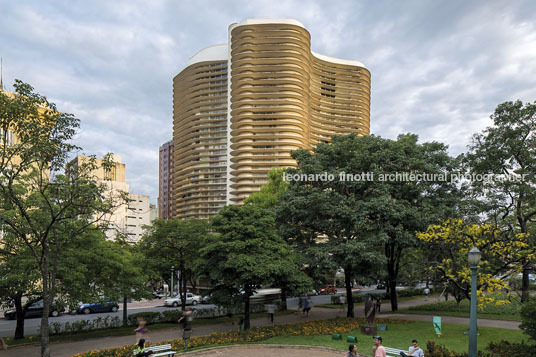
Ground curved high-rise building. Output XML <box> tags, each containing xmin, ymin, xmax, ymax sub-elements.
<box><xmin>172</xmin><ymin>19</ymin><xmax>370</xmax><ymax>218</ymax></box>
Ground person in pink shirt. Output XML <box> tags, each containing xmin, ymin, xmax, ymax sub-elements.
<box><xmin>372</xmin><ymin>336</ymin><xmax>386</xmax><ymax>357</ymax></box>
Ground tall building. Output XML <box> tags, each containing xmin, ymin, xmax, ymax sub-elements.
<box><xmin>172</xmin><ymin>19</ymin><xmax>371</xmax><ymax>218</ymax></box>
<box><xmin>158</xmin><ymin>140</ymin><xmax>174</xmax><ymax>220</ymax></box>
<box><xmin>68</xmin><ymin>154</ymin><xmax>151</xmax><ymax>241</ymax></box>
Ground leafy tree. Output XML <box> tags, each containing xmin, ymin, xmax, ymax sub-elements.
<box><xmin>463</xmin><ymin>100</ymin><xmax>536</xmax><ymax>302</ymax></box>
<box><xmin>199</xmin><ymin>204</ymin><xmax>302</xmax><ymax>329</ymax></box>
<box><xmin>520</xmin><ymin>298</ymin><xmax>536</xmax><ymax>340</ymax></box>
<box><xmin>244</xmin><ymin>167</ymin><xmax>287</xmax><ymax>209</ymax></box>
<box><xmin>417</xmin><ymin>218</ymin><xmax>534</xmax><ymax>307</ymax></box>
<box><xmin>277</xmin><ymin>134</ymin><xmax>460</xmax><ymax>312</ymax></box>
<box><xmin>244</xmin><ymin>169</ymin><xmax>310</xmax><ymax>310</ymax></box>
<box><xmin>0</xmin><ymin>81</ymin><xmax>120</xmax><ymax>356</ymax></box>
<box><xmin>139</xmin><ymin>218</ymin><xmax>209</xmax><ymax>309</ymax></box>
<box><xmin>0</xmin><ymin>236</ymin><xmax>40</xmax><ymax>338</ymax></box>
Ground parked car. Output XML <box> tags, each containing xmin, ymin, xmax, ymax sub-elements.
<box><xmin>305</xmin><ymin>289</ymin><xmax>319</xmax><ymax>296</ymax></box>
<box><xmin>164</xmin><ymin>292</ymin><xmax>201</xmax><ymax>307</ymax></box>
<box><xmin>201</xmin><ymin>294</ymin><xmax>212</xmax><ymax>304</ymax></box>
<box><xmin>4</xmin><ymin>299</ymin><xmax>64</xmax><ymax>320</ymax></box>
<box><xmin>319</xmin><ymin>285</ymin><xmax>337</xmax><ymax>295</ymax></box>
<box><xmin>77</xmin><ymin>300</ymin><xmax>119</xmax><ymax>314</ymax></box>
<box><xmin>152</xmin><ymin>289</ymin><xmax>166</xmax><ymax>299</ymax></box>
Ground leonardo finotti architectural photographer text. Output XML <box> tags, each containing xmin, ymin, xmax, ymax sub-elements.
<box><xmin>283</xmin><ymin>172</ymin><xmax>527</xmax><ymax>183</ymax></box>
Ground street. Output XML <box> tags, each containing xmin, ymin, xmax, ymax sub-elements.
<box><xmin>0</xmin><ymin>291</ymin><xmax>359</xmax><ymax>338</ymax></box>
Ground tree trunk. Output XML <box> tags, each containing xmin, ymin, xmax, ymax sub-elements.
<box><xmin>181</xmin><ymin>270</ymin><xmax>187</xmax><ymax>310</ymax></box>
<box><xmin>244</xmin><ymin>287</ymin><xmax>251</xmax><ymax>330</ymax></box>
<box><xmin>345</xmin><ymin>268</ymin><xmax>354</xmax><ymax>318</ymax></box>
<box><xmin>521</xmin><ymin>267</ymin><xmax>530</xmax><ymax>303</ymax></box>
<box><xmin>388</xmin><ymin>278</ymin><xmax>398</xmax><ymax>311</ymax></box>
<box><xmin>40</xmin><ymin>245</ymin><xmax>50</xmax><ymax>357</ymax></box>
<box><xmin>280</xmin><ymin>289</ymin><xmax>288</xmax><ymax>311</ymax></box>
<box><xmin>122</xmin><ymin>296</ymin><xmax>128</xmax><ymax>326</ymax></box>
<box><xmin>14</xmin><ymin>294</ymin><xmax>25</xmax><ymax>339</ymax></box>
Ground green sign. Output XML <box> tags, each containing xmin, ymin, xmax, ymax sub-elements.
<box><xmin>433</xmin><ymin>316</ymin><xmax>442</xmax><ymax>335</ymax></box>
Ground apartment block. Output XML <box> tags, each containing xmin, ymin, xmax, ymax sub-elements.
<box><xmin>172</xmin><ymin>19</ymin><xmax>371</xmax><ymax>218</ymax></box>
<box><xmin>158</xmin><ymin>140</ymin><xmax>174</xmax><ymax>220</ymax></box>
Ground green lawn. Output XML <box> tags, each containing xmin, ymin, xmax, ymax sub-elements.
<box><xmin>401</xmin><ymin>298</ymin><xmax>522</xmax><ymax>321</ymax></box>
<box><xmin>261</xmin><ymin>320</ymin><xmax>532</xmax><ymax>354</ymax></box>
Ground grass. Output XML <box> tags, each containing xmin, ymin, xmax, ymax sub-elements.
<box><xmin>260</xmin><ymin>320</ymin><xmax>532</xmax><ymax>354</ymax></box>
<box><xmin>400</xmin><ymin>298</ymin><xmax>522</xmax><ymax>321</ymax></box>
<box><xmin>316</xmin><ymin>294</ymin><xmax>433</xmax><ymax>309</ymax></box>
<box><xmin>4</xmin><ymin>309</ymin><xmax>295</xmax><ymax>347</ymax></box>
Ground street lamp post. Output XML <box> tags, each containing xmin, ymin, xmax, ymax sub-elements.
<box><xmin>171</xmin><ymin>266</ymin><xmax>175</xmax><ymax>297</ymax></box>
<box><xmin>468</xmin><ymin>246</ymin><xmax>481</xmax><ymax>357</ymax></box>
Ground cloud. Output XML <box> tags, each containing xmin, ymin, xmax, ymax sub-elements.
<box><xmin>1</xmin><ymin>0</ymin><xmax>535</xmax><ymax>203</ymax></box>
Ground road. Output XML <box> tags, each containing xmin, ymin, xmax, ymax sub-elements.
<box><xmin>0</xmin><ymin>291</ymin><xmax>352</xmax><ymax>338</ymax></box>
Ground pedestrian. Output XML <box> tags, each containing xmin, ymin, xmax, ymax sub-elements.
<box><xmin>134</xmin><ymin>317</ymin><xmax>150</xmax><ymax>344</ymax></box>
<box><xmin>376</xmin><ymin>297</ymin><xmax>381</xmax><ymax>312</ymax></box>
<box><xmin>266</xmin><ymin>302</ymin><xmax>275</xmax><ymax>323</ymax></box>
<box><xmin>303</xmin><ymin>296</ymin><xmax>312</xmax><ymax>316</ymax></box>
<box><xmin>134</xmin><ymin>338</ymin><xmax>153</xmax><ymax>356</ymax></box>
<box><xmin>178</xmin><ymin>307</ymin><xmax>193</xmax><ymax>350</ymax></box>
<box><xmin>347</xmin><ymin>344</ymin><xmax>358</xmax><ymax>357</ymax></box>
<box><xmin>372</xmin><ymin>336</ymin><xmax>386</xmax><ymax>357</ymax></box>
<box><xmin>339</xmin><ymin>295</ymin><xmax>346</xmax><ymax>313</ymax></box>
<box><xmin>400</xmin><ymin>339</ymin><xmax>424</xmax><ymax>357</ymax></box>
<box><xmin>298</xmin><ymin>296</ymin><xmax>304</xmax><ymax>310</ymax></box>
<box><xmin>424</xmin><ymin>287</ymin><xmax>430</xmax><ymax>300</ymax></box>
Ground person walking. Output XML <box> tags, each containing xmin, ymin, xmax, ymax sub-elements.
<box><xmin>178</xmin><ymin>307</ymin><xmax>193</xmax><ymax>350</ymax></box>
<box><xmin>424</xmin><ymin>287</ymin><xmax>430</xmax><ymax>300</ymax></box>
<box><xmin>303</xmin><ymin>296</ymin><xmax>312</xmax><ymax>316</ymax></box>
<box><xmin>134</xmin><ymin>317</ymin><xmax>150</xmax><ymax>344</ymax></box>
<box><xmin>347</xmin><ymin>344</ymin><xmax>358</xmax><ymax>357</ymax></box>
<box><xmin>372</xmin><ymin>336</ymin><xmax>386</xmax><ymax>357</ymax></box>
<box><xmin>339</xmin><ymin>295</ymin><xmax>346</xmax><ymax>313</ymax></box>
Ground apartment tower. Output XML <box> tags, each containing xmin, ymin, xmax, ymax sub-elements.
<box><xmin>158</xmin><ymin>140</ymin><xmax>174</xmax><ymax>220</ymax></box>
<box><xmin>173</xmin><ymin>19</ymin><xmax>370</xmax><ymax>218</ymax></box>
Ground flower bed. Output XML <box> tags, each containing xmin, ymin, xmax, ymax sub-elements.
<box><xmin>72</xmin><ymin>318</ymin><xmax>361</xmax><ymax>357</ymax></box>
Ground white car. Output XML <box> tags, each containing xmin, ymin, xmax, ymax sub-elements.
<box><xmin>164</xmin><ymin>293</ymin><xmax>201</xmax><ymax>307</ymax></box>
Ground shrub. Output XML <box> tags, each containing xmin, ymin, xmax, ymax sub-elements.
<box><xmin>126</xmin><ymin>311</ymin><xmax>162</xmax><ymax>326</ymax></box>
<box><xmin>161</xmin><ymin>309</ymin><xmax>182</xmax><ymax>323</ymax></box>
<box><xmin>520</xmin><ymin>298</ymin><xmax>536</xmax><ymax>340</ymax></box>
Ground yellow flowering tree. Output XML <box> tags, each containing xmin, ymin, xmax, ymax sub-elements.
<box><xmin>417</xmin><ymin>218</ymin><xmax>534</xmax><ymax>307</ymax></box>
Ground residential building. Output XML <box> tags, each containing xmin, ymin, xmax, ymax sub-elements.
<box><xmin>158</xmin><ymin>140</ymin><xmax>173</xmax><ymax>219</ymax></box>
<box><xmin>68</xmin><ymin>154</ymin><xmax>151</xmax><ymax>241</ymax></box>
<box><xmin>172</xmin><ymin>19</ymin><xmax>371</xmax><ymax>218</ymax></box>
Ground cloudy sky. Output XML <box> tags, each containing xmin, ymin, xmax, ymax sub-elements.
<box><xmin>1</xmin><ymin>0</ymin><xmax>535</xmax><ymax>203</ymax></box>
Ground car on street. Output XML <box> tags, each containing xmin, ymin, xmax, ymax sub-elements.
<box><xmin>4</xmin><ymin>299</ymin><xmax>64</xmax><ymax>320</ymax></box>
<box><xmin>164</xmin><ymin>292</ymin><xmax>201</xmax><ymax>307</ymax></box>
<box><xmin>319</xmin><ymin>285</ymin><xmax>337</xmax><ymax>295</ymax></box>
<box><xmin>77</xmin><ymin>300</ymin><xmax>119</xmax><ymax>314</ymax></box>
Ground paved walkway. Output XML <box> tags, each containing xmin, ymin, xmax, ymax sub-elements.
<box><xmin>2</xmin><ymin>296</ymin><xmax>520</xmax><ymax>356</ymax></box>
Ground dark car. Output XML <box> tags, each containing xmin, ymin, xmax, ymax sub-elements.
<box><xmin>77</xmin><ymin>300</ymin><xmax>119</xmax><ymax>314</ymax></box>
<box><xmin>3</xmin><ymin>299</ymin><xmax>64</xmax><ymax>320</ymax></box>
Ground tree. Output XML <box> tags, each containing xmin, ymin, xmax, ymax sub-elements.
<box><xmin>199</xmin><ymin>204</ymin><xmax>301</xmax><ymax>329</ymax></box>
<box><xmin>244</xmin><ymin>167</ymin><xmax>287</xmax><ymax>209</ymax></box>
<box><xmin>463</xmin><ymin>100</ymin><xmax>536</xmax><ymax>302</ymax></box>
<box><xmin>0</xmin><ymin>81</ymin><xmax>120</xmax><ymax>356</ymax></box>
<box><xmin>277</xmin><ymin>134</ymin><xmax>460</xmax><ymax>312</ymax></box>
<box><xmin>417</xmin><ymin>218</ymin><xmax>534</xmax><ymax>307</ymax></box>
<box><xmin>139</xmin><ymin>218</ymin><xmax>209</xmax><ymax>309</ymax></box>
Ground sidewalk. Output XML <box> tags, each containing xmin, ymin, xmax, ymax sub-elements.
<box><xmin>2</xmin><ymin>296</ymin><xmax>520</xmax><ymax>357</ymax></box>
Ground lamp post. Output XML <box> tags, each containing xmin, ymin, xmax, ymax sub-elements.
<box><xmin>468</xmin><ymin>246</ymin><xmax>481</xmax><ymax>357</ymax></box>
<box><xmin>171</xmin><ymin>266</ymin><xmax>175</xmax><ymax>297</ymax></box>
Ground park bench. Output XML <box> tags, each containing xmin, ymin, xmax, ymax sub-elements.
<box><xmin>384</xmin><ymin>346</ymin><xmax>408</xmax><ymax>357</ymax></box>
<box><xmin>134</xmin><ymin>343</ymin><xmax>176</xmax><ymax>357</ymax></box>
